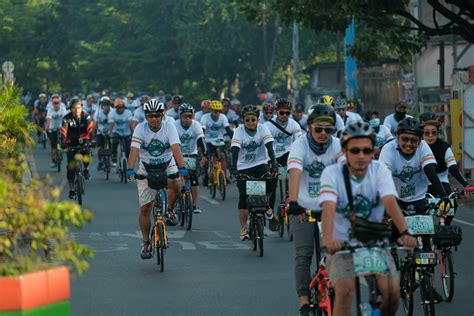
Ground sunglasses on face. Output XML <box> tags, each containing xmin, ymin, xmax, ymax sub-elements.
<box><xmin>244</xmin><ymin>118</ymin><xmax>257</xmax><ymax>123</ymax></box>
<box><xmin>264</xmin><ymin>111</ymin><xmax>273</xmax><ymax>115</ymax></box>
<box><xmin>278</xmin><ymin>111</ymin><xmax>291</xmax><ymax>116</ymax></box>
<box><xmin>424</xmin><ymin>130</ymin><xmax>438</xmax><ymax>136</ymax></box>
<box><xmin>146</xmin><ymin>113</ymin><xmax>162</xmax><ymax>119</ymax></box>
<box><xmin>336</xmin><ymin>108</ymin><xmax>346</xmax><ymax>112</ymax></box>
<box><xmin>182</xmin><ymin>114</ymin><xmax>193</xmax><ymax>119</ymax></box>
<box><xmin>400</xmin><ymin>136</ymin><xmax>420</xmax><ymax>144</ymax></box>
<box><xmin>313</xmin><ymin>126</ymin><xmax>334</xmax><ymax>134</ymax></box>
<box><xmin>115</xmin><ymin>106</ymin><xmax>124</xmax><ymax>110</ymax></box>
<box><xmin>348</xmin><ymin>147</ymin><xmax>374</xmax><ymax>155</ymax></box>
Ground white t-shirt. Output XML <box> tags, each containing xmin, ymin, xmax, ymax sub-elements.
<box><xmin>166</xmin><ymin>108</ymin><xmax>180</xmax><ymax>120</ymax></box>
<box><xmin>292</xmin><ymin>114</ymin><xmax>308</xmax><ymax>131</ymax></box>
<box><xmin>437</xmin><ymin>147</ymin><xmax>457</xmax><ymax>183</ymax></box>
<box><xmin>264</xmin><ymin>118</ymin><xmax>303</xmax><ymax>158</ymax></box>
<box><xmin>383</xmin><ymin>113</ymin><xmax>414</xmax><ymax>135</ymax></box>
<box><xmin>200</xmin><ymin>113</ymin><xmax>230</xmax><ymax>143</ymax></box>
<box><xmin>287</xmin><ymin>135</ymin><xmax>344</xmax><ymax>210</ymax></box>
<box><xmin>319</xmin><ymin>160</ymin><xmax>398</xmax><ymax>241</ymax></box>
<box><xmin>335</xmin><ymin>113</ymin><xmax>344</xmax><ymax>134</ymax></box>
<box><xmin>108</xmin><ymin>109</ymin><xmax>133</xmax><ymax>136</ymax></box>
<box><xmin>374</xmin><ymin>125</ymin><xmax>393</xmax><ymax>148</ymax></box>
<box><xmin>96</xmin><ymin>109</ymin><xmax>114</xmax><ymax>135</ymax></box>
<box><xmin>194</xmin><ymin>110</ymin><xmax>206</xmax><ymax>122</ymax></box>
<box><xmin>258</xmin><ymin>112</ymin><xmax>277</xmax><ymax>124</ymax></box>
<box><xmin>46</xmin><ymin>107</ymin><xmax>68</xmax><ymax>130</ymax></box>
<box><xmin>225</xmin><ymin>109</ymin><xmax>239</xmax><ymax>124</ymax></box>
<box><xmin>231</xmin><ymin>124</ymin><xmax>274</xmax><ymax>170</ymax></box>
<box><xmin>341</xmin><ymin>111</ymin><xmax>362</xmax><ymax>128</ymax></box>
<box><xmin>174</xmin><ymin>120</ymin><xmax>204</xmax><ymax>155</ymax></box>
<box><xmin>379</xmin><ymin>139</ymin><xmax>436</xmax><ymax>202</ymax></box>
<box><xmin>131</xmin><ymin>121</ymin><xmax>181</xmax><ymax>173</ymax></box>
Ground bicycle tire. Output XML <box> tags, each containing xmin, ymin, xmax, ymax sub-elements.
<box><xmin>257</xmin><ymin>216</ymin><xmax>264</xmax><ymax>257</ymax></box>
<box><xmin>287</xmin><ymin>219</ymin><xmax>292</xmax><ymax>241</ymax></box>
<box><xmin>218</xmin><ymin>171</ymin><xmax>226</xmax><ymax>201</ymax></box>
<box><xmin>400</xmin><ymin>262</ymin><xmax>414</xmax><ymax>316</ymax></box>
<box><xmin>80</xmin><ymin>173</ymin><xmax>85</xmax><ymax>194</ymax></box>
<box><xmin>57</xmin><ymin>154</ymin><xmax>61</xmax><ymax>173</ymax></box>
<box><xmin>42</xmin><ymin>133</ymin><xmax>46</xmax><ymax>149</ymax></box>
<box><xmin>420</xmin><ymin>272</ymin><xmax>435</xmax><ymax>316</ymax></box>
<box><xmin>250</xmin><ymin>217</ymin><xmax>257</xmax><ymax>251</ymax></box>
<box><xmin>122</xmin><ymin>158</ymin><xmax>127</xmax><ymax>183</ymax></box>
<box><xmin>178</xmin><ymin>198</ymin><xmax>185</xmax><ymax>227</ymax></box>
<box><xmin>185</xmin><ymin>194</ymin><xmax>193</xmax><ymax>231</ymax></box>
<box><xmin>75</xmin><ymin>177</ymin><xmax>82</xmax><ymax>206</ymax></box>
<box><xmin>150</xmin><ymin>224</ymin><xmax>159</xmax><ymax>264</ymax></box>
<box><xmin>105</xmin><ymin>159</ymin><xmax>110</xmax><ymax>180</ymax></box>
<box><xmin>158</xmin><ymin>223</ymin><xmax>165</xmax><ymax>272</ymax></box>
<box><xmin>441</xmin><ymin>250</ymin><xmax>455</xmax><ymax>302</ymax></box>
<box><xmin>278</xmin><ymin>209</ymin><xmax>284</xmax><ymax>238</ymax></box>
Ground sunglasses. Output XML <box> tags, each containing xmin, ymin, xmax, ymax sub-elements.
<box><xmin>264</xmin><ymin>111</ymin><xmax>273</xmax><ymax>115</ymax></box>
<box><xmin>146</xmin><ymin>113</ymin><xmax>163</xmax><ymax>119</ymax></box>
<box><xmin>424</xmin><ymin>130</ymin><xmax>438</xmax><ymax>136</ymax></box>
<box><xmin>400</xmin><ymin>136</ymin><xmax>420</xmax><ymax>144</ymax></box>
<box><xmin>336</xmin><ymin>108</ymin><xmax>347</xmax><ymax>112</ymax></box>
<box><xmin>278</xmin><ymin>111</ymin><xmax>291</xmax><ymax>116</ymax></box>
<box><xmin>244</xmin><ymin>118</ymin><xmax>257</xmax><ymax>123</ymax></box>
<box><xmin>348</xmin><ymin>147</ymin><xmax>374</xmax><ymax>155</ymax></box>
<box><xmin>115</xmin><ymin>106</ymin><xmax>124</xmax><ymax>109</ymax></box>
<box><xmin>181</xmin><ymin>114</ymin><xmax>193</xmax><ymax>119</ymax></box>
<box><xmin>313</xmin><ymin>126</ymin><xmax>335</xmax><ymax>134</ymax></box>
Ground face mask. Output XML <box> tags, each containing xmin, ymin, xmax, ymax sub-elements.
<box><xmin>369</xmin><ymin>118</ymin><xmax>380</xmax><ymax>128</ymax></box>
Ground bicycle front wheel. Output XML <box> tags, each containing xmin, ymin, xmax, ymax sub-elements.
<box><xmin>278</xmin><ymin>205</ymin><xmax>285</xmax><ymax>238</ymax></box>
<box><xmin>158</xmin><ymin>223</ymin><xmax>165</xmax><ymax>272</ymax></box>
<box><xmin>122</xmin><ymin>157</ymin><xmax>127</xmax><ymax>183</ymax></box>
<box><xmin>75</xmin><ymin>177</ymin><xmax>82</xmax><ymax>206</ymax></box>
<box><xmin>441</xmin><ymin>250</ymin><xmax>455</xmax><ymax>302</ymax></box>
<box><xmin>400</xmin><ymin>262</ymin><xmax>414</xmax><ymax>316</ymax></box>
<box><xmin>257</xmin><ymin>217</ymin><xmax>264</xmax><ymax>257</ymax></box>
<box><xmin>420</xmin><ymin>272</ymin><xmax>435</xmax><ymax>316</ymax></box>
<box><xmin>185</xmin><ymin>194</ymin><xmax>193</xmax><ymax>231</ymax></box>
<box><xmin>218</xmin><ymin>171</ymin><xmax>226</xmax><ymax>200</ymax></box>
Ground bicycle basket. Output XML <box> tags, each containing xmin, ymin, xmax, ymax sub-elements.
<box><xmin>432</xmin><ymin>225</ymin><xmax>462</xmax><ymax>247</ymax></box>
<box><xmin>143</xmin><ymin>162</ymin><xmax>168</xmax><ymax>190</ymax></box>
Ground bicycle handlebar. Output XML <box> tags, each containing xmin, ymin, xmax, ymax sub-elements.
<box><xmin>325</xmin><ymin>241</ymin><xmax>413</xmax><ymax>255</ymax></box>
<box><xmin>234</xmin><ymin>173</ymin><xmax>274</xmax><ymax>182</ymax></box>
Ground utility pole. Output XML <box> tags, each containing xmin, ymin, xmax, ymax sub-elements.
<box><xmin>292</xmin><ymin>21</ymin><xmax>301</xmax><ymax>103</ymax></box>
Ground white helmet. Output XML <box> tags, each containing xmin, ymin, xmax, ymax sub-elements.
<box><xmin>144</xmin><ymin>99</ymin><xmax>166</xmax><ymax>113</ymax></box>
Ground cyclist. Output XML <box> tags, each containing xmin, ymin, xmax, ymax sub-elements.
<box><xmin>108</xmin><ymin>98</ymin><xmax>133</xmax><ymax>167</ymax></box>
<box><xmin>222</xmin><ymin>97</ymin><xmax>240</xmax><ymax>127</ymax></box>
<box><xmin>292</xmin><ymin>103</ymin><xmax>308</xmax><ymax>131</ymax></box>
<box><xmin>319</xmin><ymin>121</ymin><xmax>417</xmax><ymax>316</ymax></box>
<box><xmin>383</xmin><ymin>101</ymin><xmax>413</xmax><ymax>135</ymax></box>
<box><xmin>259</xmin><ymin>100</ymin><xmax>276</xmax><ymax>124</ymax></box>
<box><xmin>364</xmin><ymin>110</ymin><xmax>393</xmax><ymax>157</ymax></box>
<box><xmin>83</xmin><ymin>94</ymin><xmax>98</xmax><ymax>118</ymax></box>
<box><xmin>95</xmin><ymin>97</ymin><xmax>113</xmax><ymax>170</ymax></box>
<box><xmin>334</xmin><ymin>98</ymin><xmax>361</xmax><ymax>128</ymax></box>
<box><xmin>318</xmin><ymin>95</ymin><xmax>345</xmax><ymax>135</ymax></box>
<box><xmin>230</xmin><ymin>104</ymin><xmax>278</xmax><ymax>240</ymax></box>
<box><xmin>285</xmin><ymin>103</ymin><xmax>345</xmax><ymax>314</ymax></box>
<box><xmin>34</xmin><ymin>93</ymin><xmax>48</xmax><ymax>142</ymax></box>
<box><xmin>166</xmin><ymin>95</ymin><xmax>183</xmax><ymax>120</ymax></box>
<box><xmin>132</xmin><ymin>95</ymin><xmax>174</xmax><ymax>130</ymax></box>
<box><xmin>195</xmin><ymin>99</ymin><xmax>211</xmax><ymax>122</ymax></box>
<box><xmin>200</xmin><ymin>100</ymin><xmax>233</xmax><ymax>183</ymax></box>
<box><xmin>45</xmin><ymin>97</ymin><xmax>68</xmax><ymax>168</ymax></box>
<box><xmin>419</xmin><ymin>112</ymin><xmax>474</xmax><ymax>224</ymax></box>
<box><xmin>125</xmin><ymin>92</ymin><xmax>135</xmax><ymax>111</ymax></box>
<box><xmin>175</xmin><ymin>103</ymin><xmax>207</xmax><ymax>214</ymax></box>
<box><xmin>230</xmin><ymin>98</ymin><xmax>241</xmax><ymax>119</ymax></box>
<box><xmin>60</xmin><ymin>97</ymin><xmax>94</xmax><ymax>199</ymax></box>
<box><xmin>265</xmin><ymin>98</ymin><xmax>303</xmax><ymax>226</ymax></box>
<box><xmin>126</xmin><ymin>99</ymin><xmax>189</xmax><ymax>259</ymax></box>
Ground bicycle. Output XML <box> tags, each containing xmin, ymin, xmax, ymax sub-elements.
<box><xmin>51</xmin><ymin>130</ymin><xmax>62</xmax><ymax>173</ymax></box>
<box><xmin>67</xmin><ymin>145</ymin><xmax>90</xmax><ymax>206</ymax></box>
<box><xmin>276</xmin><ymin>167</ymin><xmax>292</xmax><ymax>241</ymax></box>
<box><xmin>114</xmin><ymin>135</ymin><xmax>130</xmax><ymax>183</ymax></box>
<box><xmin>178</xmin><ymin>170</ymin><xmax>193</xmax><ymax>231</ymax></box>
<box><xmin>135</xmin><ymin>163</ymin><xmax>169</xmax><ymax>272</ymax></box>
<box><xmin>208</xmin><ymin>138</ymin><xmax>227</xmax><ymax>200</ymax></box>
<box><xmin>236</xmin><ymin>172</ymin><xmax>272</xmax><ymax>257</ymax></box>
<box><xmin>398</xmin><ymin>207</ymin><xmax>437</xmax><ymax>316</ymax></box>
<box><xmin>98</xmin><ymin>134</ymin><xmax>112</xmax><ymax>180</ymax></box>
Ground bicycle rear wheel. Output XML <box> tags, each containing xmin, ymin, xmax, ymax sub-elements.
<box><xmin>185</xmin><ymin>194</ymin><xmax>193</xmax><ymax>231</ymax></box>
<box><xmin>257</xmin><ymin>216</ymin><xmax>264</xmax><ymax>257</ymax></box>
<box><xmin>75</xmin><ymin>177</ymin><xmax>82</xmax><ymax>206</ymax></box>
<box><xmin>420</xmin><ymin>272</ymin><xmax>435</xmax><ymax>316</ymax></box>
<box><xmin>57</xmin><ymin>154</ymin><xmax>61</xmax><ymax>173</ymax></box>
<box><xmin>278</xmin><ymin>205</ymin><xmax>285</xmax><ymax>238</ymax></box>
<box><xmin>400</xmin><ymin>262</ymin><xmax>414</xmax><ymax>316</ymax></box>
<box><xmin>158</xmin><ymin>223</ymin><xmax>165</xmax><ymax>272</ymax></box>
<box><xmin>218</xmin><ymin>171</ymin><xmax>226</xmax><ymax>200</ymax></box>
<box><xmin>287</xmin><ymin>217</ymin><xmax>292</xmax><ymax>241</ymax></box>
<box><xmin>441</xmin><ymin>250</ymin><xmax>455</xmax><ymax>302</ymax></box>
<box><xmin>104</xmin><ymin>158</ymin><xmax>110</xmax><ymax>180</ymax></box>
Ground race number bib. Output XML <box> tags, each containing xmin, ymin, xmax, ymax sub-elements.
<box><xmin>183</xmin><ymin>157</ymin><xmax>197</xmax><ymax>170</ymax></box>
<box><xmin>353</xmin><ymin>248</ymin><xmax>389</xmax><ymax>276</ymax></box>
<box><xmin>246</xmin><ymin>181</ymin><xmax>266</xmax><ymax>195</ymax></box>
<box><xmin>405</xmin><ymin>215</ymin><xmax>434</xmax><ymax>235</ymax></box>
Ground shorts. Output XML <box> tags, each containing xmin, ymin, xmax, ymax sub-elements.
<box><xmin>47</xmin><ymin>130</ymin><xmax>59</xmax><ymax>148</ymax></box>
<box><xmin>183</xmin><ymin>154</ymin><xmax>199</xmax><ymax>187</ymax></box>
<box><xmin>326</xmin><ymin>252</ymin><xmax>398</xmax><ymax>285</ymax></box>
<box><xmin>206</xmin><ymin>142</ymin><xmax>225</xmax><ymax>159</ymax></box>
<box><xmin>136</xmin><ymin>164</ymin><xmax>178</xmax><ymax>207</ymax></box>
<box><xmin>237</xmin><ymin>164</ymin><xmax>271</xmax><ymax>209</ymax></box>
<box><xmin>96</xmin><ymin>134</ymin><xmax>110</xmax><ymax>148</ymax></box>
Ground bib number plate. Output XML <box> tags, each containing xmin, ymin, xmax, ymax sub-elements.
<box><xmin>353</xmin><ymin>248</ymin><xmax>388</xmax><ymax>276</ymax></box>
<box><xmin>405</xmin><ymin>215</ymin><xmax>434</xmax><ymax>235</ymax></box>
<box><xmin>278</xmin><ymin>167</ymin><xmax>288</xmax><ymax>180</ymax></box>
<box><xmin>183</xmin><ymin>157</ymin><xmax>197</xmax><ymax>170</ymax></box>
<box><xmin>246</xmin><ymin>181</ymin><xmax>266</xmax><ymax>196</ymax></box>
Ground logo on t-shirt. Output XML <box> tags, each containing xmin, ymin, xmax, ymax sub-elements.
<box><xmin>305</xmin><ymin>161</ymin><xmax>325</xmax><ymax>179</ymax></box>
<box><xmin>242</xmin><ymin>141</ymin><xmax>259</xmax><ymax>153</ymax></box>
<box><xmin>275</xmin><ymin>132</ymin><xmax>287</xmax><ymax>143</ymax></box>
<box><xmin>180</xmin><ymin>133</ymin><xmax>191</xmax><ymax>144</ymax></box>
<box><xmin>375</xmin><ymin>136</ymin><xmax>385</xmax><ymax>147</ymax></box>
<box><xmin>353</xmin><ymin>194</ymin><xmax>375</xmax><ymax>219</ymax></box>
<box><xmin>146</xmin><ymin>139</ymin><xmax>168</xmax><ymax>157</ymax></box>
<box><xmin>395</xmin><ymin>166</ymin><xmax>421</xmax><ymax>183</ymax></box>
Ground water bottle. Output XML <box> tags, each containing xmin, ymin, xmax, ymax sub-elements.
<box><xmin>360</xmin><ymin>303</ymin><xmax>372</xmax><ymax>316</ymax></box>
<box><xmin>372</xmin><ymin>307</ymin><xmax>381</xmax><ymax>316</ymax></box>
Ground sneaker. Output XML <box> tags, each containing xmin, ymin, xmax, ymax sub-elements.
<box><xmin>140</xmin><ymin>240</ymin><xmax>152</xmax><ymax>259</ymax></box>
<box><xmin>193</xmin><ymin>206</ymin><xmax>202</xmax><ymax>214</ymax></box>
<box><xmin>268</xmin><ymin>217</ymin><xmax>278</xmax><ymax>231</ymax></box>
<box><xmin>50</xmin><ymin>162</ymin><xmax>56</xmax><ymax>168</ymax></box>
<box><xmin>68</xmin><ymin>190</ymin><xmax>76</xmax><ymax>199</ymax></box>
<box><xmin>240</xmin><ymin>228</ymin><xmax>249</xmax><ymax>241</ymax></box>
<box><xmin>432</xmin><ymin>288</ymin><xmax>444</xmax><ymax>304</ymax></box>
<box><xmin>97</xmin><ymin>162</ymin><xmax>104</xmax><ymax>171</ymax></box>
<box><xmin>166</xmin><ymin>210</ymin><xmax>178</xmax><ymax>226</ymax></box>
<box><xmin>83</xmin><ymin>169</ymin><xmax>91</xmax><ymax>180</ymax></box>
<box><xmin>111</xmin><ymin>162</ymin><xmax>117</xmax><ymax>167</ymax></box>
<box><xmin>265</xmin><ymin>208</ymin><xmax>274</xmax><ymax>220</ymax></box>
<box><xmin>299</xmin><ymin>304</ymin><xmax>311</xmax><ymax>316</ymax></box>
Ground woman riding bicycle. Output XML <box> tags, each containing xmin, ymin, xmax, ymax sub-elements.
<box><xmin>230</xmin><ymin>104</ymin><xmax>278</xmax><ymax>240</ymax></box>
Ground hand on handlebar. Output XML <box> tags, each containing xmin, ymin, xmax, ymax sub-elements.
<box><xmin>230</xmin><ymin>166</ymin><xmax>238</xmax><ymax>179</ymax></box>
<box><xmin>322</xmin><ymin>239</ymin><xmax>344</xmax><ymax>255</ymax></box>
<box><xmin>126</xmin><ymin>169</ymin><xmax>136</xmax><ymax>180</ymax></box>
<box><xmin>397</xmin><ymin>235</ymin><xmax>417</xmax><ymax>249</ymax></box>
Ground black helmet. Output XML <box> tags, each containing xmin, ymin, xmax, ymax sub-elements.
<box><xmin>394</xmin><ymin>100</ymin><xmax>407</xmax><ymax>111</ymax></box>
<box><xmin>241</xmin><ymin>104</ymin><xmax>259</xmax><ymax>118</ymax></box>
<box><xmin>69</xmin><ymin>97</ymin><xmax>82</xmax><ymax>108</ymax></box>
<box><xmin>307</xmin><ymin>103</ymin><xmax>336</xmax><ymax>125</ymax></box>
<box><xmin>221</xmin><ymin>97</ymin><xmax>231</xmax><ymax>106</ymax></box>
<box><xmin>418</xmin><ymin>112</ymin><xmax>441</xmax><ymax>127</ymax></box>
<box><xmin>275</xmin><ymin>98</ymin><xmax>292</xmax><ymax>110</ymax></box>
<box><xmin>341</xmin><ymin>121</ymin><xmax>375</xmax><ymax>148</ymax></box>
<box><xmin>397</xmin><ymin>117</ymin><xmax>423</xmax><ymax>136</ymax></box>
<box><xmin>364</xmin><ymin>110</ymin><xmax>379</xmax><ymax>122</ymax></box>
<box><xmin>294</xmin><ymin>103</ymin><xmax>305</xmax><ymax>112</ymax></box>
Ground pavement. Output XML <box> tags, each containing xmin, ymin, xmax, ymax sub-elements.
<box><xmin>31</xmin><ymin>144</ymin><xmax>474</xmax><ymax>316</ymax></box>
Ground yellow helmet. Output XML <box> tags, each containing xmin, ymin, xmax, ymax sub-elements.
<box><xmin>210</xmin><ymin>100</ymin><xmax>223</xmax><ymax>111</ymax></box>
<box><xmin>318</xmin><ymin>95</ymin><xmax>334</xmax><ymax>107</ymax></box>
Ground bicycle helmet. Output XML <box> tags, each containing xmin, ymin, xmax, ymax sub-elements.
<box><xmin>144</xmin><ymin>99</ymin><xmax>166</xmax><ymax>113</ymax></box>
<box><xmin>262</xmin><ymin>101</ymin><xmax>274</xmax><ymax>112</ymax></box>
<box><xmin>99</xmin><ymin>96</ymin><xmax>111</xmax><ymax>105</ymax></box>
<box><xmin>241</xmin><ymin>104</ymin><xmax>259</xmax><ymax>118</ymax></box>
<box><xmin>334</xmin><ymin>98</ymin><xmax>347</xmax><ymax>110</ymax></box>
<box><xmin>394</xmin><ymin>100</ymin><xmax>407</xmax><ymax>111</ymax></box>
<box><xmin>69</xmin><ymin>97</ymin><xmax>82</xmax><ymax>108</ymax></box>
<box><xmin>172</xmin><ymin>95</ymin><xmax>183</xmax><ymax>103</ymax></box>
<box><xmin>114</xmin><ymin>98</ymin><xmax>125</xmax><ymax>107</ymax></box>
<box><xmin>39</xmin><ymin>93</ymin><xmax>47</xmax><ymax>99</ymax></box>
<box><xmin>396</xmin><ymin>117</ymin><xmax>423</xmax><ymax>136</ymax></box>
<box><xmin>318</xmin><ymin>95</ymin><xmax>334</xmax><ymax>107</ymax></box>
<box><xmin>221</xmin><ymin>97</ymin><xmax>231</xmax><ymax>106</ymax></box>
<box><xmin>231</xmin><ymin>98</ymin><xmax>241</xmax><ymax>106</ymax></box>
<box><xmin>294</xmin><ymin>103</ymin><xmax>305</xmax><ymax>112</ymax></box>
<box><xmin>418</xmin><ymin>112</ymin><xmax>441</xmax><ymax>127</ymax></box>
<box><xmin>179</xmin><ymin>103</ymin><xmax>194</xmax><ymax>115</ymax></box>
<box><xmin>307</xmin><ymin>103</ymin><xmax>336</xmax><ymax>124</ymax></box>
<box><xmin>341</xmin><ymin>121</ymin><xmax>375</xmax><ymax>148</ymax></box>
<box><xmin>275</xmin><ymin>98</ymin><xmax>292</xmax><ymax>110</ymax></box>
<box><xmin>210</xmin><ymin>100</ymin><xmax>224</xmax><ymax>111</ymax></box>
<box><xmin>201</xmin><ymin>99</ymin><xmax>211</xmax><ymax>109</ymax></box>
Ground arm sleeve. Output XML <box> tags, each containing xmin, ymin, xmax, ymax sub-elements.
<box><xmin>197</xmin><ymin>137</ymin><xmax>207</xmax><ymax>155</ymax></box>
<box><xmin>231</xmin><ymin>146</ymin><xmax>239</xmax><ymax>169</ymax></box>
<box><xmin>230</xmin><ymin>128</ymin><xmax>241</xmax><ymax>148</ymax></box>
<box><xmin>265</xmin><ymin>141</ymin><xmax>276</xmax><ymax>164</ymax></box>
<box><xmin>448</xmin><ymin>165</ymin><xmax>469</xmax><ymax>187</ymax></box>
<box><xmin>424</xmin><ymin>163</ymin><xmax>447</xmax><ymax>197</ymax></box>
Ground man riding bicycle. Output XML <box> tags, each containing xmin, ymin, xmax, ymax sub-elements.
<box><xmin>320</xmin><ymin>121</ymin><xmax>417</xmax><ymax>316</ymax></box>
<box><xmin>34</xmin><ymin>93</ymin><xmax>48</xmax><ymax>142</ymax></box>
<box><xmin>126</xmin><ymin>99</ymin><xmax>189</xmax><ymax>259</ymax></box>
<box><xmin>60</xmin><ymin>97</ymin><xmax>94</xmax><ymax>199</ymax></box>
<box><xmin>45</xmin><ymin>97</ymin><xmax>67</xmax><ymax>168</ymax></box>
<box><xmin>292</xmin><ymin>103</ymin><xmax>308</xmax><ymax>131</ymax></box>
<box><xmin>95</xmin><ymin>97</ymin><xmax>113</xmax><ymax>170</ymax></box>
<box><xmin>108</xmin><ymin>98</ymin><xmax>133</xmax><ymax>167</ymax></box>
<box><xmin>175</xmin><ymin>103</ymin><xmax>207</xmax><ymax>214</ymax></box>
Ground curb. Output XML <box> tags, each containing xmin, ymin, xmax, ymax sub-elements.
<box><xmin>24</xmin><ymin>147</ymin><xmax>39</xmax><ymax>183</ymax></box>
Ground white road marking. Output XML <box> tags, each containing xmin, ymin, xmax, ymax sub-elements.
<box><xmin>197</xmin><ymin>241</ymin><xmax>250</xmax><ymax>250</ymax></box>
<box><xmin>107</xmin><ymin>232</ymin><xmax>121</xmax><ymax>237</ymax></box>
<box><xmin>200</xmin><ymin>195</ymin><xmax>220</xmax><ymax>205</ymax></box>
<box><xmin>191</xmin><ymin>230</ymin><xmax>231</xmax><ymax>238</ymax></box>
<box><xmin>169</xmin><ymin>241</ymin><xmax>196</xmax><ymax>250</ymax></box>
<box><xmin>453</xmin><ymin>218</ymin><xmax>474</xmax><ymax>227</ymax></box>
<box><xmin>167</xmin><ymin>231</ymin><xmax>186</xmax><ymax>239</ymax></box>
<box><xmin>122</xmin><ymin>231</ymin><xmax>142</xmax><ymax>239</ymax></box>
<box><xmin>92</xmin><ymin>244</ymin><xmax>129</xmax><ymax>252</ymax></box>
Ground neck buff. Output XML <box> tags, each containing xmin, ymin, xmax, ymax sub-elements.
<box><xmin>394</xmin><ymin>111</ymin><xmax>406</xmax><ymax>122</ymax></box>
<box><xmin>306</xmin><ymin>132</ymin><xmax>333</xmax><ymax>155</ymax></box>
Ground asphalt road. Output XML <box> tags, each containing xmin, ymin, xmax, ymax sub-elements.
<box><xmin>31</xmin><ymin>144</ymin><xmax>474</xmax><ymax>316</ymax></box>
